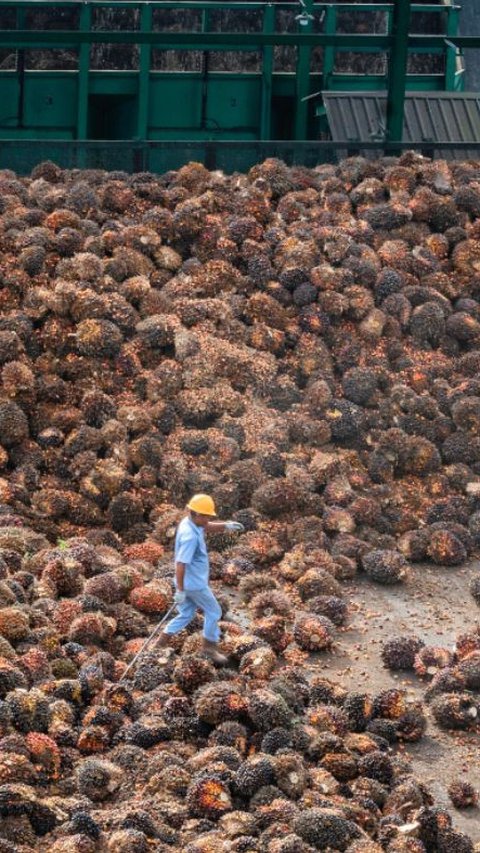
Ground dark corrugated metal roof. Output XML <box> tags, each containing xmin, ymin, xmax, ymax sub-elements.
<box><xmin>323</xmin><ymin>91</ymin><xmax>480</xmax><ymax>159</ymax></box>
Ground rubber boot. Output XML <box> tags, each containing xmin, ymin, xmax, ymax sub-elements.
<box><xmin>157</xmin><ymin>632</ymin><xmax>171</xmax><ymax>649</ymax></box>
<box><xmin>202</xmin><ymin>639</ymin><xmax>228</xmax><ymax>666</ymax></box>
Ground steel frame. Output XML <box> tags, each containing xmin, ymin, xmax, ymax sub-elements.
<box><xmin>0</xmin><ymin>1</ymin><xmax>473</xmax><ymax>143</ymax></box>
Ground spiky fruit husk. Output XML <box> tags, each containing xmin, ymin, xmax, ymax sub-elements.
<box><xmin>293</xmin><ymin>613</ymin><xmax>334</xmax><ymax>652</ymax></box>
<box><xmin>381</xmin><ymin>635</ymin><xmax>425</xmax><ymax>671</ymax></box>
<box><xmin>293</xmin><ymin>807</ymin><xmax>362</xmax><ymax>850</ymax></box>
<box><xmin>239</xmin><ymin>646</ymin><xmax>277</xmax><ymax>680</ymax></box>
<box><xmin>76</xmin><ymin>758</ymin><xmax>123</xmax><ymax>801</ymax></box>
<box><xmin>173</xmin><ymin>655</ymin><xmax>217</xmax><ymax>693</ymax></box>
<box><xmin>413</xmin><ymin>646</ymin><xmax>454</xmax><ymax>679</ymax></box>
<box><xmin>373</xmin><ymin>689</ymin><xmax>408</xmax><ymax>720</ymax></box>
<box><xmin>129</xmin><ymin>580</ymin><xmax>172</xmax><ymax>614</ymax></box>
<box><xmin>252</xmin><ymin>615</ymin><xmax>291</xmax><ymax>653</ymax></box>
<box><xmin>431</xmin><ymin>693</ymin><xmax>478</xmax><ymax>730</ymax></box>
<box><xmin>0</xmin><ymin>608</ymin><xmax>30</xmax><ymax>642</ymax></box>
<box><xmin>25</xmin><ymin>731</ymin><xmax>61</xmax><ymax>778</ymax></box>
<box><xmin>195</xmin><ymin>682</ymin><xmax>248</xmax><ymax>726</ymax></box>
<box><xmin>448</xmin><ymin>779</ymin><xmax>478</xmax><ymax>809</ymax></box>
<box><xmin>361</xmin><ymin>550</ymin><xmax>408</xmax><ymax>584</ymax></box>
<box><xmin>186</xmin><ymin>773</ymin><xmax>233</xmax><ymax>819</ymax></box>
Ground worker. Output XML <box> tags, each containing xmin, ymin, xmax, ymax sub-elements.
<box><xmin>158</xmin><ymin>494</ymin><xmax>244</xmax><ymax>665</ymax></box>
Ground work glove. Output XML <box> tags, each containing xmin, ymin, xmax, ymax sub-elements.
<box><xmin>174</xmin><ymin>591</ymin><xmax>186</xmax><ymax>605</ymax></box>
<box><xmin>225</xmin><ymin>521</ymin><xmax>245</xmax><ymax>533</ymax></box>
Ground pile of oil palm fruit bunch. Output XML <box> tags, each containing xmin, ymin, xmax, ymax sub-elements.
<box><xmin>1</xmin><ymin>153</ymin><xmax>480</xmax><ymax>850</ymax></box>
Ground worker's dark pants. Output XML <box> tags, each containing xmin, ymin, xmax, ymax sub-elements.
<box><xmin>163</xmin><ymin>587</ymin><xmax>222</xmax><ymax>642</ymax></box>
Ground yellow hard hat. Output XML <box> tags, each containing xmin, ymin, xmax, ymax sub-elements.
<box><xmin>187</xmin><ymin>494</ymin><xmax>217</xmax><ymax>517</ymax></box>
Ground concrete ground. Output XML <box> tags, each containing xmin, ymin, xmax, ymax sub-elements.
<box><xmin>323</xmin><ymin>561</ymin><xmax>480</xmax><ymax>842</ymax></box>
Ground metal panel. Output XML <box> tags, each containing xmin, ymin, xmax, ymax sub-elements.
<box><xmin>323</xmin><ymin>90</ymin><xmax>480</xmax><ymax>158</ymax></box>
<box><xmin>0</xmin><ymin>1</ymin><xmax>468</xmax><ymax>145</ymax></box>
<box><xmin>24</xmin><ymin>73</ymin><xmax>77</xmax><ymax>129</ymax></box>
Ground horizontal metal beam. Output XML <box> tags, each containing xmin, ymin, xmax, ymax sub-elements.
<box><xmin>411</xmin><ymin>36</ymin><xmax>480</xmax><ymax>48</ymax></box>
<box><xmin>0</xmin><ymin>31</ymin><xmax>393</xmax><ymax>48</ymax></box>
<box><xmin>0</xmin><ymin>1</ymin><xmax>461</xmax><ymax>8</ymax></box>
<box><xmin>2</xmin><ymin>31</ymin><xmax>480</xmax><ymax>50</ymax></box>
<box><xmin>2</xmin><ymin>138</ymin><xmax>480</xmax><ymax>150</ymax></box>
<box><xmin>0</xmin><ymin>70</ymin><xmax>448</xmax><ymax>81</ymax></box>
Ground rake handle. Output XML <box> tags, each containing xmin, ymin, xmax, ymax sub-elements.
<box><xmin>119</xmin><ymin>601</ymin><xmax>177</xmax><ymax>683</ymax></box>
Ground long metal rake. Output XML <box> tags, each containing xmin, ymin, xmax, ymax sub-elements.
<box><xmin>119</xmin><ymin>601</ymin><xmax>177</xmax><ymax>683</ymax></box>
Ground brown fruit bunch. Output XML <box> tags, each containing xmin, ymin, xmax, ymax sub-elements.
<box><xmin>448</xmin><ymin>779</ymin><xmax>478</xmax><ymax>809</ymax></box>
<box><xmin>293</xmin><ymin>613</ymin><xmax>335</xmax><ymax>652</ymax></box>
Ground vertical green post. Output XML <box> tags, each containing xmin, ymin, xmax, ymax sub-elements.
<box><xmin>15</xmin><ymin>5</ymin><xmax>26</xmax><ymax>30</ymax></box>
<box><xmin>76</xmin><ymin>3</ymin><xmax>91</xmax><ymax>140</ymax></box>
<box><xmin>385</xmin><ymin>3</ymin><xmax>392</xmax><ymax>88</ymax></box>
<box><xmin>137</xmin><ymin>3</ymin><xmax>152</xmax><ymax>139</ymax></box>
<box><xmin>322</xmin><ymin>4</ymin><xmax>336</xmax><ymax>92</ymax></box>
<box><xmin>294</xmin><ymin>0</ymin><xmax>314</xmax><ymax>141</ymax></box>
<box><xmin>16</xmin><ymin>4</ymin><xmax>26</xmax><ymax>129</ymax></box>
<box><xmin>385</xmin><ymin>0</ymin><xmax>411</xmax><ymax>143</ymax></box>
<box><xmin>260</xmin><ymin>3</ymin><xmax>275</xmax><ymax>139</ymax></box>
<box><xmin>200</xmin><ymin>9</ymin><xmax>211</xmax><ymax>134</ymax></box>
<box><xmin>445</xmin><ymin>2</ymin><xmax>459</xmax><ymax>91</ymax></box>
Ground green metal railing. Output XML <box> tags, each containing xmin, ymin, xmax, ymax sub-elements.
<box><xmin>0</xmin><ymin>0</ymin><xmax>470</xmax><ymax>144</ymax></box>
<box><xmin>3</xmin><ymin>138</ymin><xmax>480</xmax><ymax>176</ymax></box>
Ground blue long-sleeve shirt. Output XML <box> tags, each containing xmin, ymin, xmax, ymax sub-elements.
<box><xmin>174</xmin><ymin>515</ymin><xmax>210</xmax><ymax>590</ymax></box>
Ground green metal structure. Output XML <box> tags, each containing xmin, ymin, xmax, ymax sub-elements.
<box><xmin>0</xmin><ymin>0</ymin><xmax>478</xmax><ymax>172</ymax></box>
